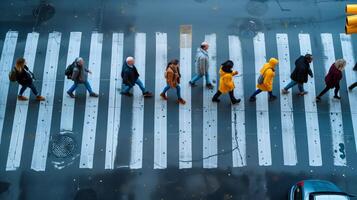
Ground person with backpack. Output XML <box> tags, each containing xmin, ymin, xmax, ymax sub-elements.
<box><xmin>281</xmin><ymin>54</ymin><xmax>313</xmax><ymax>96</ymax></box>
<box><xmin>66</xmin><ymin>57</ymin><xmax>99</xmax><ymax>98</ymax></box>
<box><xmin>316</xmin><ymin>59</ymin><xmax>346</xmax><ymax>102</ymax></box>
<box><xmin>189</xmin><ymin>41</ymin><xmax>214</xmax><ymax>89</ymax></box>
<box><xmin>121</xmin><ymin>56</ymin><xmax>153</xmax><ymax>97</ymax></box>
<box><xmin>10</xmin><ymin>57</ymin><xmax>45</xmax><ymax>101</ymax></box>
<box><xmin>212</xmin><ymin>60</ymin><xmax>241</xmax><ymax>104</ymax></box>
<box><xmin>249</xmin><ymin>58</ymin><xmax>279</xmax><ymax>102</ymax></box>
<box><xmin>160</xmin><ymin>59</ymin><xmax>186</xmax><ymax>104</ymax></box>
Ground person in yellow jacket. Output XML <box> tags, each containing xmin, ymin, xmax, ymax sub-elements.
<box><xmin>212</xmin><ymin>60</ymin><xmax>241</xmax><ymax>104</ymax></box>
<box><xmin>249</xmin><ymin>58</ymin><xmax>279</xmax><ymax>102</ymax></box>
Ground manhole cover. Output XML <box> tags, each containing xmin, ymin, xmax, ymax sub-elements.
<box><xmin>51</xmin><ymin>134</ymin><xmax>76</xmax><ymax>158</ymax></box>
<box><xmin>238</xmin><ymin>19</ymin><xmax>264</xmax><ymax>38</ymax></box>
<box><xmin>33</xmin><ymin>3</ymin><xmax>55</xmax><ymax>23</ymax></box>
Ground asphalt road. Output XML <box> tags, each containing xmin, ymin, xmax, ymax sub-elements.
<box><xmin>1</xmin><ymin>0</ymin><xmax>357</xmax><ymax>199</ymax></box>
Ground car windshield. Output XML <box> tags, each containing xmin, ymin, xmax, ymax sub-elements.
<box><xmin>314</xmin><ymin>194</ymin><xmax>350</xmax><ymax>200</ymax></box>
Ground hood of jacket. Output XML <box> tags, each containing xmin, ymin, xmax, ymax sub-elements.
<box><xmin>260</xmin><ymin>58</ymin><xmax>278</xmax><ymax>74</ymax></box>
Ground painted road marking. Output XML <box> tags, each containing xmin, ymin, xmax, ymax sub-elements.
<box><xmin>277</xmin><ymin>33</ymin><xmax>297</xmax><ymax>166</ymax></box>
<box><xmin>31</xmin><ymin>32</ymin><xmax>62</xmax><ymax>171</ymax></box>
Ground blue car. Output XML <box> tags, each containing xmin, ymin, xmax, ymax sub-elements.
<box><xmin>289</xmin><ymin>180</ymin><xmax>354</xmax><ymax>200</ymax></box>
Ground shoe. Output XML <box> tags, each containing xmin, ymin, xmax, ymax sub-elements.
<box><xmin>67</xmin><ymin>91</ymin><xmax>75</xmax><ymax>98</ymax></box>
<box><xmin>281</xmin><ymin>89</ymin><xmax>289</xmax><ymax>94</ymax></box>
<box><xmin>212</xmin><ymin>98</ymin><xmax>220</xmax><ymax>103</ymax></box>
<box><xmin>143</xmin><ymin>91</ymin><xmax>153</xmax><ymax>97</ymax></box>
<box><xmin>349</xmin><ymin>86</ymin><xmax>353</xmax><ymax>91</ymax></box>
<box><xmin>334</xmin><ymin>95</ymin><xmax>341</xmax><ymax>100</ymax></box>
<box><xmin>177</xmin><ymin>98</ymin><xmax>186</xmax><ymax>105</ymax></box>
<box><xmin>189</xmin><ymin>81</ymin><xmax>197</xmax><ymax>87</ymax></box>
<box><xmin>36</xmin><ymin>96</ymin><xmax>45</xmax><ymax>101</ymax></box>
<box><xmin>298</xmin><ymin>91</ymin><xmax>308</xmax><ymax>96</ymax></box>
<box><xmin>120</xmin><ymin>91</ymin><xmax>133</xmax><ymax>97</ymax></box>
<box><xmin>231</xmin><ymin>98</ymin><xmax>241</xmax><ymax>105</ymax></box>
<box><xmin>249</xmin><ymin>96</ymin><xmax>256</xmax><ymax>102</ymax></box>
<box><xmin>316</xmin><ymin>96</ymin><xmax>321</xmax><ymax>102</ymax></box>
<box><xmin>90</xmin><ymin>93</ymin><xmax>99</xmax><ymax>97</ymax></box>
<box><xmin>17</xmin><ymin>95</ymin><xmax>28</xmax><ymax>101</ymax></box>
<box><xmin>269</xmin><ymin>95</ymin><xmax>277</xmax><ymax>101</ymax></box>
<box><xmin>206</xmin><ymin>83</ymin><xmax>214</xmax><ymax>89</ymax></box>
<box><xmin>160</xmin><ymin>93</ymin><xmax>167</xmax><ymax>100</ymax></box>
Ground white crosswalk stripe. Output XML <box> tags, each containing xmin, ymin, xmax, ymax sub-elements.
<box><xmin>1</xmin><ymin>31</ymin><xmax>357</xmax><ymax>171</ymax></box>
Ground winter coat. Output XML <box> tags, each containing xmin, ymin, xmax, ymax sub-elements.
<box><xmin>165</xmin><ymin>64</ymin><xmax>181</xmax><ymax>88</ymax></box>
<box><xmin>121</xmin><ymin>61</ymin><xmax>140</xmax><ymax>86</ymax></box>
<box><xmin>16</xmin><ymin>65</ymin><xmax>34</xmax><ymax>85</ymax></box>
<box><xmin>325</xmin><ymin>63</ymin><xmax>342</xmax><ymax>88</ymax></box>
<box><xmin>195</xmin><ymin>48</ymin><xmax>209</xmax><ymax>75</ymax></box>
<box><xmin>290</xmin><ymin>56</ymin><xmax>313</xmax><ymax>83</ymax></box>
<box><xmin>218</xmin><ymin>66</ymin><xmax>238</xmax><ymax>94</ymax></box>
<box><xmin>257</xmin><ymin>58</ymin><xmax>279</xmax><ymax>92</ymax></box>
<box><xmin>71</xmin><ymin>63</ymin><xmax>89</xmax><ymax>83</ymax></box>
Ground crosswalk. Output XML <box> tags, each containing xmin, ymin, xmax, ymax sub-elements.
<box><xmin>0</xmin><ymin>30</ymin><xmax>357</xmax><ymax>171</ymax></box>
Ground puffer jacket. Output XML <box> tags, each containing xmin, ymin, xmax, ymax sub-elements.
<box><xmin>257</xmin><ymin>58</ymin><xmax>279</xmax><ymax>91</ymax></box>
<box><xmin>218</xmin><ymin>66</ymin><xmax>238</xmax><ymax>94</ymax></box>
<box><xmin>325</xmin><ymin>63</ymin><xmax>342</xmax><ymax>88</ymax></box>
<box><xmin>71</xmin><ymin>63</ymin><xmax>89</xmax><ymax>83</ymax></box>
<box><xmin>165</xmin><ymin>64</ymin><xmax>181</xmax><ymax>88</ymax></box>
<box><xmin>16</xmin><ymin>65</ymin><xmax>34</xmax><ymax>85</ymax></box>
<box><xmin>121</xmin><ymin>61</ymin><xmax>140</xmax><ymax>86</ymax></box>
<box><xmin>195</xmin><ymin>48</ymin><xmax>209</xmax><ymax>75</ymax></box>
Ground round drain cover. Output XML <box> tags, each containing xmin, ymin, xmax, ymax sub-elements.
<box><xmin>33</xmin><ymin>3</ymin><xmax>55</xmax><ymax>23</ymax></box>
<box><xmin>51</xmin><ymin>134</ymin><xmax>76</xmax><ymax>158</ymax></box>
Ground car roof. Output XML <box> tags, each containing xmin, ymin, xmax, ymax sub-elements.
<box><xmin>302</xmin><ymin>180</ymin><xmax>343</xmax><ymax>193</ymax></box>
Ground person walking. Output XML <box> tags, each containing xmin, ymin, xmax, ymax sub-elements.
<box><xmin>282</xmin><ymin>54</ymin><xmax>313</xmax><ymax>96</ymax></box>
<box><xmin>121</xmin><ymin>56</ymin><xmax>153</xmax><ymax>97</ymax></box>
<box><xmin>212</xmin><ymin>60</ymin><xmax>241</xmax><ymax>104</ymax></box>
<box><xmin>316</xmin><ymin>59</ymin><xmax>346</xmax><ymax>102</ymax></box>
<box><xmin>67</xmin><ymin>57</ymin><xmax>99</xmax><ymax>98</ymax></box>
<box><xmin>349</xmin><ymin>62</ymin><xmax>357</xmax><ymax>91</ymax></box>
<box><xmin>160</xmin><ymin>59</ymin><xmax>186</xmax><ymax>104</ymax></box>
<box><xmin>189</xmin><ymin>41</ymin><xmax>214</xmax><ymax>89</ymax></box>
<box><xmin>12</xmin><ymin>58</ymin><xmax>45</xmax><ymax>101</ymax></box>
<box><xmin>249</xmin><ymin>58</ymin><xmax>279</xmax><ymax>102</ymax></box>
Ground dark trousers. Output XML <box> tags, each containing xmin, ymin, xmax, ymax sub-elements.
<box><xmin>318</xmin><ymin>84</ymin><xmax>340</xmax><ymax>97</ymax></box>
<box><xmin>213</xmin><ymin>90</ymin><xmax>236</xmax><ymax>102</ymax></box>
<box><xmin>349</xmin><ymin>82</ymin><xmax>357</xmax><ymax>90</ymax></box>
<box><xmin>19</xmin><ymin>83</ymin><xmax>39</xmax><ymax>96</ymax></box>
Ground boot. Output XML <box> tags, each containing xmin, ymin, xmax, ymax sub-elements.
<box><xmin>143</xmin><ymin>91</ymin><xmax>153</xmax><ymax>97</ymax></box>
<box><xmin>298</xmin><ymin>91</ymin><xmax>308</xmax><ymax>96</ymax></box>
<box><xmin>212</xmin><ymin>91</ymin><xmax>221</xmax><ymax>103</ymax></box>
<box><xmin>316</xmin><ymin>96</ymin><xmax>321</xmax><ymax>102</ymax></box>
<box><xmin>333</xmin><ymin>95</ymin><xmax>341</xmax><ymax>100</ymax></box>
<box><xmin>17</xmin><ymin>95</ymin><xmax>28</xmax><ymax>101</ymax></box>
<box><xmin>120</xmin><ymin>91</ymin><xmax>133</xmax><ymax>97</ymax></box>
<box><xmin>189</xmin><ymin>81</ymin><xmax>197</xmax><ymax>87</ymax></box>
<box><xmin>269</xmin><ymin>95</ymin><xmax>277</xmax><ymax>101</ymax></box>
<box><xmin>212</xmin><ymin>97</ymin><xmax>220</xmax><ymax>103</ymax></box>
<box><xmin>281</xmin><ymin>89</ymin><xmax>289</xmax><ymax>94</ymax></box>
<box><xmin>206</xmin><ymin>83</ymin><xmax>214</xmax><ymax>89</ymax></box>
<box><xmin>67</xmin><ymin>91</ymin><xmax>75</xmax><ymax>98</ymax></box>
<box><xmin>160</xmin><ymin>93</ymin><xmax>167</xmax><ymax>100</ymax></box>
<box><xmin>231</xmin><ymin>98</ymin><xmax>241</xmax><ymax>105</ymax></box>
<box><xmin>90</xmin><ymin>93</ymin><xmax>99</xmax><ymax>97</ymax></box>
<box><xmin>177</xmin><ymin>98</ymin><xmax>186</xmax><ymax>105</ymax></box>
<box><xmin>36</xmin><ymin>96</ymin><xmax>45</xmax><ymax>101</ymax></box>
<box><xmin>249</xmin><ymin>96</ymin><xmax>256</xmax><ymax>102</ymax></box>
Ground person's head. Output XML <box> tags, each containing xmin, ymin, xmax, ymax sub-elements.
<box><xmin>335</xmin><ymin>59</ymin><xmax>346</xmax><ymax>71</ymax></box>
<box><xmin>200</xmin><ymin>41</ymin><xmax>209</xmax><ymax>51</ymax></box>
<box><xmin>304</xmin><ymin>54</ymin><xmax>313</xmax><ymax>63</ymax></box>
<box><xmin>15</xmin><ymin>57</ymin><xmax>26</xmax><ymax>71</ymax></box>
<box><xmin>221</xmin><ymin>60</ymin><xmax>234</xmax><ymax>69</ymax></box>
<box><xmin>75</xmin><ymin>57</ymin><xmax>84</xmax><ymax>66</ymax></box>
<box><xmin>268</xmin><ymin>58</ymin><xmax>279</xmax><ymax>67</ymax></box>
<box><xmin>126</xmin><ymin>56</ymin><xmax>135</xmax><ymax>66</ymax></box>
<box><xmin>166</xmin><ymin>59</ymin><xmax>179</xmax><ymax>69</ymax></box>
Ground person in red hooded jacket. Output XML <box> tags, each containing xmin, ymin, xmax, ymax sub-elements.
<box><xmin>316</xmin><ymin>59</ymin><xmax>346</xmax><ymax>102</ymax></box>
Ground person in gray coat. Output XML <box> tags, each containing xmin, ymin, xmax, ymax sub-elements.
<box><xmin>189</xmin><ymin>41</ymin><xmax>214</xmax><ymax>89</ymax></box>
<box><xmin>67</xmin><ymin>57</ymin><xmax>99</xmax><ymax>98</ymax></box>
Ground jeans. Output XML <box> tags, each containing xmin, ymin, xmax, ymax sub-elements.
<box><xmin>284</xmin><ymin>80</ymin><xmax>304</xmax><ymax>93</ymax></box>
<box><xmin>67</xmin><ymin>80</ymin><xmax>94</xmax><ymax>94</ymax></box>
<box><xmin>251</xmin><ymin>89</ymin><xmax>274</xmax><ymax>98</ymax></box>
<box><xmin>318</xmin><ymin>84</ymin><xmax>340</xmax><ymax>97</ymax></box>
<box><xmin>162</xmin><ymin>85</ymin><xmax>181</xmax><ymax>99</ymax></box>
<box><xmin>122</xmin><ymin>79</ymin><xmax>146</xmax><ymax>93</ymax></box>
<box><xmin>19</xmin><ymin>83</ymin><xmax>39</xmax><ymax>96</ymax></box>
<box><xmin>190</xmin><ymin>73</ymin><xmax>211</xmax><ymax>84</ymax></box>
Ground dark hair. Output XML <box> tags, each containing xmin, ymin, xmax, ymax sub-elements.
<box><xmin>166</xmin><ymin>59</ymin><xmax>179</xmax><ymax>70</ymax></box>
<box><xmin>304</xmin><ymin>54</ymin><xmax>312</xmax><ymax>60</ymax></box>
<box><xmin>221</xmin><ymin>60</ymin><xmax>234</xmax><ymax>68</ymax></box>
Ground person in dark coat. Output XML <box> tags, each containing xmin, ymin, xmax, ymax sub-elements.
<box><xmin>14</xmin><ymin>57</ymin><xmax>45</xmax><ymax>101</ymax></box>
<box><xmin>349</xmin><ymin>63</ymin><xmax>357</xmax><ymax>90</ymax></box>
<box><xmin>282</xmin><ymin>54</ymin><xmax>313</xmax><ymax>96</ymax></box>
<box><xmin>316</xmin><ymin>59</ymin><xmax>346</xmax><ymax>102</ymax></box>
<box><xmin>67</xmin><ymin>57</ymin><xmax>99</xmax><ymax>98</ymax></box>
<box><xmin>120</xmin><ymin>56</ymin><xmax>152</xmax><ymax>97</ymax></box>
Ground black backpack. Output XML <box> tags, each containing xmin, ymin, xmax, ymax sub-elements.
<box><xmin>65</xmin><ymin>62</ymin><xmax>75</xmax><ymax>79</ymax></box>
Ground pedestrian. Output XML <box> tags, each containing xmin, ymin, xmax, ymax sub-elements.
<box><xmin>316</xmin><ymin>59</ymin><xmax>346</xmax><ymax>102</ymax></box>
<box><xmin>189</xmin><ymin>41</ymin><xmax>214</xmax><ymax>89</ymax></box>
<box><xmin>67</xmin><ymin>57</ymin><xmax>99</xmax><ymax>98</ymax></box>
<box><xmin>349</xmin><ymin>63</ymin><xmax>357</xmax><ymax>91</ymax></box>
<box><xmin>12</xmin><ymin>58</ymin><xmax>45</xmax><ymax>101</ymax></box>
<box><xmin>212</xmin><ymin>60</ymin><xmax>241</xmax><ymax>104</ymax></box>
<box><xmin>249</xmin><ymin>58</ymin><xmax>279</xmax><ymax>102</ymax></box>
<box><xmin>160</xmin><ymin>59</ymin><xmax>186</xmax><ymax>104</ymax></box>
<box><xmin>281</xmin><ymin>54</ymin><xmax>313</xmax><ymax>96</ymax></box>
<box><xmin>120</xmin><ymin>56</ymin><xmax>153</xmax><ymax>97</ymax></box>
